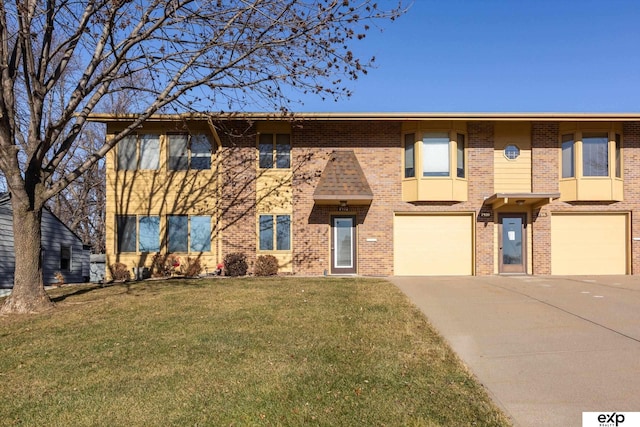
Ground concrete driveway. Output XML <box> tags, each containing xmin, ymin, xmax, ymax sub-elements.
<box><xmin>390</xmin><ymin>275</ymin><xmax>640</xmax><ymax>427</ymax></box>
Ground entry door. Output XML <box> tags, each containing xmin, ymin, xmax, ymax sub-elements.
<box><xmin>499</xmin><ymin>214</ymin><xmax>526</xmax><ymax>274</ymax></box>
<box><xmin>331</xmin><ymin>216</ymin><xmax>356</xmax><ymax>274</ymax></box>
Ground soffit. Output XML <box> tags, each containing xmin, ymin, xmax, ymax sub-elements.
<box><xmin>484</xmin><ymin>192</ymin><xmax>561</xmax><ymax>209</ymax></box>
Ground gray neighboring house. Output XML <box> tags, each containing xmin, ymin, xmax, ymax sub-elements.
<box><xmin>0</xmin><ymin>192</ymin><xmax>90</xmax><ymax>289</ymax></box>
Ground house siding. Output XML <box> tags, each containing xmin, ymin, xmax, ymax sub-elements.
<box><xmin>0</xmin><ymin>198</ymin><xmax>88</xmax><ymax>288</ymax></box>
<box><xmin>0</xmin><ymin>203</ymin><xmax>16</xmax><ymax>288</ymax></box>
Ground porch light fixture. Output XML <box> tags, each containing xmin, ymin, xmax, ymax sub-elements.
<box><xmin>516</xmin><ymin>199</ymin><xmax>526</xmax><ymax>206</ymax></box>
<box><xmin>339</xmin><ymin>200</ymin><xmax>348</xmax><ymax>208</ymax></box>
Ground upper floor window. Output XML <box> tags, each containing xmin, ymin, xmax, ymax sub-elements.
<box><xmin>117</xmin><ymin>134</ymin><xmax>160</xmax><ymax>170</ymax></box>
<box><xmin>562</xmin><ymin>134</ymin><xmax>575</xmax><ymax>178</ymax></box>
<box><xmin>582</xmin><ymin>133</ymin><xmax>608</xmax><ymax>177</ymax></box>
<box><xmin>615</xmin><ymin>134</ymin><xmax>622</xmax><ymax>178</ymax></box>
<box><xmin>403</xmin><ymin>132</ymin><xmax>465</xmax><ymax>179</ymax></box>
<box><xmin>259</xmin><ymin>133</ymin><xmax>290</xmax><ymax>169</ymax></box>
<box><xmin>456</xmin><ymin>134</ymin><xmax>465</xmax><ymax>178</ymax></box>
<box><xmin>168</xmin><ymin>134</ymin><xmax>212</xmax><ymax>171</ymax></box>
<box><xmin>423</xmin><ymin>132</ymin><xmax>450</xmax><ymax>177</ymax></box>
<box><xmin>504</xmin><ymin>144</ymin><xmax>520</xmax><ymax>160</ymax></box>
<box><xmin>404</xmin><ymin>134</ymin><xmax>415</xmax><ymax>178</ymax></box>
<box><xmin>561</xmin><ymin>132</ymin><xmax>621</xmax><ymax>179</ymax></box>
<box><xmin>401</xmin><ymin>127</ymin><xmax>467</xmax><ymax>202</ymax></box>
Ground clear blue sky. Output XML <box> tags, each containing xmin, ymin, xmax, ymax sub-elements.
<box><xmin>293</xmin><ymin>0</ymin><xmax>640</xmax><ymax>113</ymax></box>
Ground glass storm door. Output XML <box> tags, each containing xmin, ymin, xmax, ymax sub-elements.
<box><xmin>331</xmin><ymin>216</ymin><xmax>356</xmax><ymax>274</ymax></box>
<box><xmin>499</xmin><ymin>214</ymin><xmax>526</xmax><ymax>274</ymax></box>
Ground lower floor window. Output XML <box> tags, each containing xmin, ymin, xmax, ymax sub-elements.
<box><xmin>139</xmin><ymin>216</ymin><xmax>160</xmax><ymax>252</ymax></box>
<box><xmin>117</xmin><ymin>215</ymin><xmax>211</xmax><ymax>253</ymax></box>
<box><xmin>259</xmin><ymin>214</ymin><xmax>291</xmax><ymax>251</ymax></box>
<box><xmin>167</xmin><ymin>215</ymin><xmax>212</xmax><ymax>253</ymax></box>
<box><xmin>117</xmin><ymin>215</ymin><xmax>137</xmax><ymax>253</ymax></box>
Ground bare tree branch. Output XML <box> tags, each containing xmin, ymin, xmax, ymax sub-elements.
<box><xmin>0</xmin><ymin>0</ymin><xmax>407</xmax><ymax>313</ymax></box>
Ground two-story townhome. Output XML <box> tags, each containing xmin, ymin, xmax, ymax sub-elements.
<box><xmin>94</xmin><ymin>113</ymin><xmax>640</xmax><ymax>278</ymax></box>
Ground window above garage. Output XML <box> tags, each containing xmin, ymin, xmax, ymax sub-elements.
<box><xmin>559</xmin><ymin>125</ymin><xmax>623</xmax><ymax>202</ymax></box>
<box><xmin>402</xmin><ymin>123</ymin><xmax>467</xmax><ymax>202</ymax></box>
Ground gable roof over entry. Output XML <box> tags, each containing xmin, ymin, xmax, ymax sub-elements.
<box><xmin>313</xmin><ymin>151</ymin><xmax>373</xmax><ymax>205</ymax></box>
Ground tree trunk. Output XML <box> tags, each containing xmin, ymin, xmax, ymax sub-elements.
<box><xmin>0</xmin><ymin>203</ymin><xmax>53</xmax><ymax>314</ymax></box>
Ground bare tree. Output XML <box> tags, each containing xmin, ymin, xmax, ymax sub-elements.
<box><xmin>0</xmin><ymin>0</ymin><xmax>405</xmax><ymax>313</ymax></box>
<box><xmin>47</xmin><ymin>124</ymin><xmax>106</xmax><ymax>254</ymax></box>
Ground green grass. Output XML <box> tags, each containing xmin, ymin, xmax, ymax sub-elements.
<box><xmin>0</xmin><ymin>277</ymin><xmax>511</xmax><ymax>426</ymax></box>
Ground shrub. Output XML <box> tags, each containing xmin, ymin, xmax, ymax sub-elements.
<box><xmin>183</xmin><ymin>257</ymin><xmax>203</xmax><ymax>277</ymax></box>
<box><xmin>224</xmin><ymin>252</ymin><xmax>248</xmax><ymax>277</ymax></box>
<box><xmin>110</xmin><ymin>263</ymin><xmax>131</xmax><ymax>281</ymax></box>
<box><xmin>150</xmin><ymin>254</ymin><xmax>169</xmax><ymax>277</ymax></box>
<box><xmin>254</xmin><ymin>255</ymin><xmax>279</xmax><ymax>276</ymax></box>
<box><xmin>150</xmin><ymin>254</ymin><xmax>183</xmax><ymax>277</ymax></box>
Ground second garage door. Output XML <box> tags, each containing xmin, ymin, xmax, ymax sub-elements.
<box><xmin>394</xmin><ymin>214</ymin><xmax>473</xmax><ymax>276</ymax></box>
<box><xmin>551</xmin><ymin>213</ymin><xmax>628</xmax><ymax>275</ymax></box>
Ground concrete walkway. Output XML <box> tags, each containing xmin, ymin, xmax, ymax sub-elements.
<box><xmin>390</xmin><ymin>275</ymin><xmax>640</xmax><ymax>427</ymax></box>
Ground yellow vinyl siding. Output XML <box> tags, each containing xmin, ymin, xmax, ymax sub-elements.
<box><xmin>394</xmin><ymin>214</ymin><xmax>473</xmax><ymax>276</ymax></box>
<box><xmin>105</xmin><ymin>126</ymin><xmax>219</xmax><ymax>279</ymax></box>
<box><xmin>494</xmin><ymin>122</ymin><xmax>531</xmax><ymax>193</ymax></box>
<box><xmin>255</xmin><ymin>123</ymin><xmax>293</xmax><ymax>273</ymax></box>
<box><xmin>551</xmin><ymin>213</ymin><xmax>628</xmax><ymax>275</ymax></box>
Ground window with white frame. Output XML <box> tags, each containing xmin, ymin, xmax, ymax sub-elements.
<box><xmin>259</xmin><ymin>214</ymin><xmax>291</xmax><ymax>251</ymax></box>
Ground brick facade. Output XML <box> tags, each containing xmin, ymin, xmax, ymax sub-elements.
<box><xmin>102</xmin><ymin>114</ymin><xmax>640</xmax><ymax>277</ymax></box>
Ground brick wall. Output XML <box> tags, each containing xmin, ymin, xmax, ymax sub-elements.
<box><xmin>291</xmin><ymin>120</ymin><xmax>497</xmax><ymax>276</ymax></box>
<box><xmin>467</xmin><ymin>122</ymin><xmax>495</xmax><ymax>275</ymax></box>
<box><xmin>624</xmin><ymin>122</ymin><xmax>640</xmax><ymax>274</ymax></box>
<box><xmin>531</xmin><ymin>122</ymin><xmax>559</xmax><ymax>274</ymax></box>
<box><xmin>530</xmin><ymin>121</ymin><xmax>640</xmax><ymax>275</ymax></box>
<box><xmin>219</xmin><ymin>123</ymin><xmax>258</xmax><ymax>268</ymax></box>
<box><xmin>106</xmin><ymin>117</ymin><xmax>640</xmax><ymax>277</ymax></box>
<box><xmin>292</xmin><ymin>120</ymin><xmax>400</xmax><ymax>276</ymax></box>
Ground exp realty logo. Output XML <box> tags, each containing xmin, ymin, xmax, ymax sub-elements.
<box><xmin>583</xmin><ymin>412</ymin><xmax>639</xmax><ymax>427</ymax></box>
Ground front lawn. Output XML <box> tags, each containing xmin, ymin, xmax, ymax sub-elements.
<box><xmin>0</xmin><ymin>277</ymin><xmax>510</xmax><ymax>426</ymax></box>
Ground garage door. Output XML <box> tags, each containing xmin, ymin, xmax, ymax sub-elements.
<box><xmin>551</xmin><ymin>213</ymin><xmax>628</xmax><ymax>275</ymax></box>
<box><xmin>394</xmin><ymin>214</ymin><xmax>473</xmax><ymax>275</ymax></box>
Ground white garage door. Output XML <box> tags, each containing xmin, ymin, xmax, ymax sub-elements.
<box><xmin>551</xmin><ymin>213</ymin><xmax>628</xmax><ymax>275</ymax></box>
<box><xmin>394</xmin><ymin>214</ymin><xmax>473</xmax><ymax>276</ymax></box>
